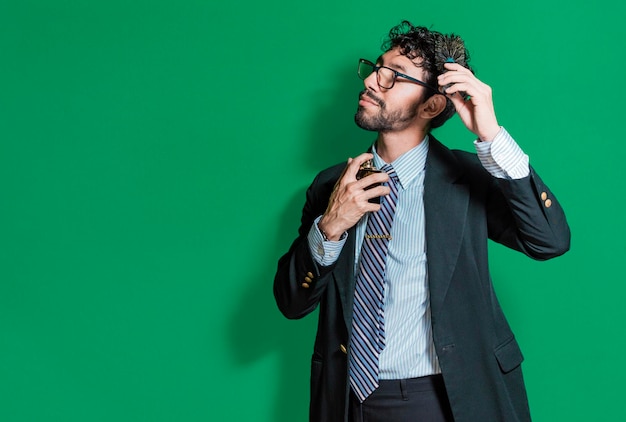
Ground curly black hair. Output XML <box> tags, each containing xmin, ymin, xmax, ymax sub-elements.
<box><xmin>383</xmin><ymin>21</ymin><xmax>473</xmax><ymax>129</ymax></box>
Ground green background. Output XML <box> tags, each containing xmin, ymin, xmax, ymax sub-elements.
<box><xmin>1</xmin><ymin>1</ymin><xmax>624</xmax><ymax>421</ymax></box>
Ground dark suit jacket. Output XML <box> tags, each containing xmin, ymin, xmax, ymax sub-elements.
<box><xmin>274</xmin><ymin>136</ymin><xmax>570</xmax><ymax>422</ymax></box>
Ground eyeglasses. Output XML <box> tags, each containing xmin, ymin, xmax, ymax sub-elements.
<box><xmin>357</xmin><ymin>58</ymin><xmax>439</xmax><ymax>92</ymax></box>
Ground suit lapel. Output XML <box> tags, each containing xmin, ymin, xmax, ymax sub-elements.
<box><xmin>424</xmin><ymin>137</ymin><xmax>470</xmax><ymax>320</ymax></box>
<box><xmin>336</xmin><ymin>225</ymin><xmax>357</xmax><ymax>330</ymax></box>
<box><xmin>335</xmin><ymin>145</ymin><xmax>375</xmax><ymax>330</ymax></box>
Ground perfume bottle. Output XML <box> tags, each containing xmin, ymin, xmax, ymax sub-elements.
<box><xmin>356</xmin><ymin>159</ymin><xmax>382</xmax><ymax>204</ymax></box>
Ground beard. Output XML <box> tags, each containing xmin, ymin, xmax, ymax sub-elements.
<box><xmin>354</xmin><ymin>90</ymin><xmax>421</xmax><ymax>133</ymax></box>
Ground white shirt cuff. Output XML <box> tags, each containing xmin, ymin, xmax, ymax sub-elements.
<box><xmin>474</xmin><ymin>127</ymin><xmax>530</xmax><ymax>179</ymax></box>
<box><xmin>307</xmin><ymin>216</ymin><xmax>347</xmax><ymax>266</ymax></box>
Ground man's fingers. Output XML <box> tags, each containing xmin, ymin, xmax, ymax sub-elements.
<box><xmin>355</xmin><ymin>170</ymin><xmax>389</xmax><ymax>189</ymax></box>
<box><xmin>343</xmin><ymin>152</ymin><xmax>375</xmax><ymax>180</ymax></box>
<box><xmin>446</xmin><ymin>91</ymin><xmax>467</xmax><ymax>112</ymax></box>
<box><xmin>363</xmin><ymin>184</ymin><xmax>391</xmax><ymax>201</ymax></box>
<box><xmin>442</xmin><ymin>62</ymin><xmax>472</xmax><ymax>75</ymax></box>
<box><xmin>437</xmin><ymin>66</ymin><xmax>482</xmax><ymax>93</ymax></box>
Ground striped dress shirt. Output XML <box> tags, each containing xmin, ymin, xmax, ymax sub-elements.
<box><xmin>308</xmin><ymin>127</ymin><xmax>529</xmax><ymax>379</ymax></box>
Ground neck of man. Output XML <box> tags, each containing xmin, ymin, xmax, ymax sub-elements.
<box><xmin>375</xmin><ymin>124</ymin><xmax>429</xmax><ymax>163</ymax></box>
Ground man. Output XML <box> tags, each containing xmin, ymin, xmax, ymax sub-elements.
<box><xmin>274</xmin><ymin>21</ymin><xmax>570</xmax><ymax>422</ymax></box>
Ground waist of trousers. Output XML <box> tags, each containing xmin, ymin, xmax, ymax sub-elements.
<box><xmin>377</xmin><ymin>374</ymin><xmax>445</xmax><ymax>394</ymax></box>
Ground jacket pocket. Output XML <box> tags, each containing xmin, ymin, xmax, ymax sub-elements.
<box><xmin>494</xmin><ymin>337</ymin><xmax>524</xmax><ymax>373</ymax></box>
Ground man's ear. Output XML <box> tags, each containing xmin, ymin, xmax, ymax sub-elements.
<box><xmin>419</xmin><ymin>94</ymin><xmax>447</xmax><ymax>119</ymax></box>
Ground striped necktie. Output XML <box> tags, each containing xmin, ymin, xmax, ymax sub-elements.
<box><xmin>349</xmin><ymin>164</ymin><xmax>399</xmax><ymax>402</ymax></box>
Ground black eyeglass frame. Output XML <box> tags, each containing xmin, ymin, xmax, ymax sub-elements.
<box><xmin>358</xmin><ymin>58</ymin><xmax>440</xmax><ymax>93</ymax></box>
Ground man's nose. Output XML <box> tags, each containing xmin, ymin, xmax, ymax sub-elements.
<box><xmin>363</xmin><ymin>71</ymin><xmax>379</xmax><ymax>92</ymax></box>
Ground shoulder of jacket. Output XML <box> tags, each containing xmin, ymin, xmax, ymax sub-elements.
<box><xmin>313</xmin><ymin>162</ymin><xmax>346</xmax><ymax>184</ymax></box>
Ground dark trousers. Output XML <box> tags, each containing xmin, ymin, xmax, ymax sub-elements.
<box><xmin>348</xmin><ymin>375</ymin><xmax>454</xmax><ymax>422</ymax></box>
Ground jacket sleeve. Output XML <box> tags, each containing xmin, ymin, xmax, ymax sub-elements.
<box><xmin>486</xmin><ymin>167</ymin><xmax>571</xmax><ymax>260</ymax></box>
<box><xmin>273</xmin><ymin>169</ymin><xmax>340</xmax><ymax>319</ymax></box>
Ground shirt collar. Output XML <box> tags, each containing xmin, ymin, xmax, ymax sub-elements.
<box><xmin>371</xmin><ymin>135</ymin><xmax>429</xmax><ymax>189</ymax></box>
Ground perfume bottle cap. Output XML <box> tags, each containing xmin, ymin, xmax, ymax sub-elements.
<box><xmin>360</xmin><ymin>159</ymin><xmax>375</xmax><ymax>170</ymax></box>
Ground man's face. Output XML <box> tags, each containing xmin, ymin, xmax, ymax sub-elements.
<box><xmin>355</xmin><ymin>48</ymin><xmax>430</xmax><ymax>133</ymax></box>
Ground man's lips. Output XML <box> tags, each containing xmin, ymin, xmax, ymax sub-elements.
<box><xmin>359</xmin><ymin>95</ymin><xmax>379</xmax><ymax>107</ymax></box>
<box><xmin>359</xmin><ymin>90</ymin><xmax>384</xmax><ymax>108</ymax></box>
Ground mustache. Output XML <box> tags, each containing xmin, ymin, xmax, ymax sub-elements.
<box><xmin>360</xmin><ymin>90</ymin><xmax>385</xmax><ymax>108</ymax></box>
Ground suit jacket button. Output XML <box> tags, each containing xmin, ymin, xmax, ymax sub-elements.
<box><xmin>541</xmin><ymin>191</ymin><xmax>548</xmax><ymax>201</ymax></box>
<box><xmin>301</xmin><ymin>283</ymin><xmax>310</xmax><ymax>289</ymax></box>
<box><xmin>545</xmin><ymin>199</ymin><xmax>552</xmax><ymax>208</ymax></box>
<box><xmin>340</xmin><ymin>344</ymin><xmax>347</xmax><ymax>354</ymax></box>
<box><xmin>307</xmin><ymin>272</ymin><xmax>314</xmax><ymax>278</ymax></box>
